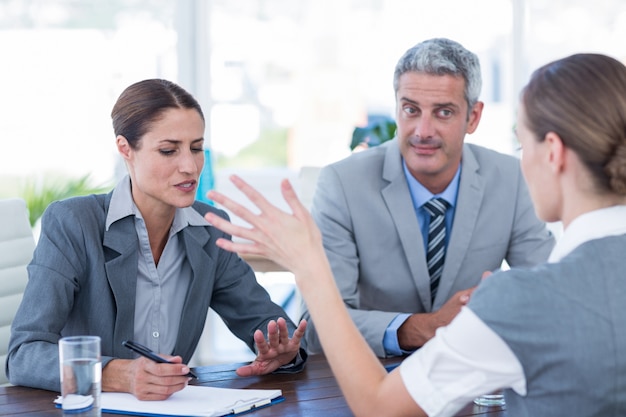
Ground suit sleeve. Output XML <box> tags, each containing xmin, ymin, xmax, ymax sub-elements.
<box><xmin>7</xmin><ymin>201</ymin><xmax>90</xmax><ymax>392</ymax></box>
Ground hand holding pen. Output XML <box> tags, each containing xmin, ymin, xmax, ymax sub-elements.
<box><xmin>122</xmin><ymin>340</ymin><xmax>198</xmax><ymax>379</ymax></box>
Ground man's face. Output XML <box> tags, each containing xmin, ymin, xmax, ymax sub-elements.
<box><xmin>395</xmin><ymin>71</ymin><xmax>483</xmax><ymax>194</ymax></box>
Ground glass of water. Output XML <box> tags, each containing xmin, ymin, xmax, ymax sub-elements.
<box><xmin>474</xmin><ymin>392</ymin><xmax>505</xmax><ymax>407</ymax></box>
<box><xmin>59</xmin><ymin>336</ymin><xmax>102</xmax><ymax>416</ymax></box>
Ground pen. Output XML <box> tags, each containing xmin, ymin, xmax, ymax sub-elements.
<box><xmin>122</xmin><ymin>340</ymin><xmax>198</xmax><ymax>379</ymax></box>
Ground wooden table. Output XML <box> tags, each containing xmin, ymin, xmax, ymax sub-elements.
<box><xmin>0</xmin><ymin>354</ymin><xmax>506</xmax><ymax>416</ymax></box>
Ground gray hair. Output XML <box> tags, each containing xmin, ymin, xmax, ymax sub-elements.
<box><xmin>393</xmin><ymin>38</ymin><xmax>482</xmax><ymax>110</ymax></box>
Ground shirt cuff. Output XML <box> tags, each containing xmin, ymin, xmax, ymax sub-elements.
<box><xmin>383</xmin><ymin>313</ymin><xmax>412</xmax><ymax>356</ymax></box>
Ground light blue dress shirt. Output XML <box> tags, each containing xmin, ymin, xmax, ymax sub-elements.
<box><xmin>383</xmin><ymin>160</ymin><xmax>461</xmax><ymax>356</ymax></box>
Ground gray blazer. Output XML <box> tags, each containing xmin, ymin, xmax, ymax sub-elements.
<box><xmin>7</xmin><ymin>192</ymin><xmax>298</xmax><ymax>391</ymax></box>
<box><xmin>302</xmin><ymin>140</ymin><xmax>555</xmax><ymax>356</ymax></box>
<box><xmin>470</xmin><ymin>235</ymin><xmax>626</xmax><ymax>415</ymax></box>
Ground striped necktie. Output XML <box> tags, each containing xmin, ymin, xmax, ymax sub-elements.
<box><xmin>423</xmin><ymin>198</ymin><xmax>449</xmax><ymax>303</ymax></box>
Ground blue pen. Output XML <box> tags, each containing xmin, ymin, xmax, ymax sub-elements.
<box><xmin>122</xmin><ymin>340</ymin><xmax>198</xmax><ymax>379</ymax></box>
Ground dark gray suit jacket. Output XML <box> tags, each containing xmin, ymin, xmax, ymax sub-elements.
<box><xmin>7</xmin><ymin>191</ymin><xmax>297</xmax><ymax>391</ymax></box>
<box><xmin>303</xmin><ymin>140</ymin><xmax>555</xmax><ymax>356</ymax></box>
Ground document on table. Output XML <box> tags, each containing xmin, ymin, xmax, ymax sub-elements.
<box><xmin>55</xmin><ymin>385</ymin><xmax>283</xmax><ymax>417</ymax></box>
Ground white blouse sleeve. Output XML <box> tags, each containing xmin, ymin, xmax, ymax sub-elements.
<box><xmin>399</xmin><ymin>307</ymin><xmax>526</xmax><ymax>417</ymax></box>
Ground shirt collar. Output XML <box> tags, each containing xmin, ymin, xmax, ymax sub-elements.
<box><xmin>402</xmin><ymin>160</ymin><xmax>461</xmax><ymax>209</ymax></box>
<box><xmin>106</xmin><ymin>175</ymin><xmax>210</xmax><ymax>232</ymax></box>
<box><xmin>548</xmin><ymin>205</ymin><xmax>626</xmax><ymax>262</ymax></box>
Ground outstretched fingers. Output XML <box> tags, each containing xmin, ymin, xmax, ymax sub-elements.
<box><xmin>279</xmin><ymin>179</ymin><xmax>308</xmax><ymax>219</ymax></box>
<box><xmin>203</xmin><ymin>209</ymin><xmax>261</xmax><ymax>255</ymax></box>
<box><xmin>288</xmin><ymin>319</ymin><xmax>307</xmax><ymax>348</ymax></box>
<box><xmin>207</xmin><ymin>175</ymin><xmax>288</xmax><ymax>238</ymax></box>
<box><xmin>207</xmin><ymin>187</ymin><xmax>261</xmax><ymax>230</ymax></box>
<box><xmin>275</xmin><ymin>317</ymin><xmax>290</xmax><ymax>346</ymax></box>
<box><xmin>253</xmin><ymin>328</ymin><xmax>270</xmax><ymax>355</ymax></box>
<box><xmin>206</xmin><ymin>175</ymin><xmax>323</xmax><ymax>274</ymax></box>
<box><xmin>227</xmin><ymin>175</ymin><xmax>282</xmax><ymax>217</ymax></box>
<box><xmin>203</xmin><ymin>208</ymin><xmax>245</xmax><ymax>237</ymax></box>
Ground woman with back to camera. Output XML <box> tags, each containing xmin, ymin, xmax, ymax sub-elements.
<box><xmin>8</xmin><ymin>79</ymin><xmax>306</xmax><ymax>400</ymax></box>
<box><xmin>205</xmin><ymin>53</ymin><xmax>626</xmax><ymax>416</ymax></box>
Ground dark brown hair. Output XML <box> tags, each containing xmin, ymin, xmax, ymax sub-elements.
<box><xmin>522</xmin><ymin>53</ymin><xmax>626</xmax><ymax>194</ymax></box>
<box><xmin>111</xmin><ymin>79</ymin><xmax>204</xmax><ymax>149</ymax></box>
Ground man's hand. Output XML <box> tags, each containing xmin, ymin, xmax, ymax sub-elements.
<box><xmin>397</xmin><ymin>287</ymin><xmax>475</xmax><ymax>350</ymax></box>
<box><xmin>102</xmin><ymin>355</ymin><xmax>191</xmax><ymax>400</ymax></box>
<box><xmin>236</xmin><ymin>318</ymin><xmax>307</xmax><ymax>377</ymax></box>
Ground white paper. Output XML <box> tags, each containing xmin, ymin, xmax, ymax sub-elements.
<box><xmin>57</xmin><ymin>385</ymin><xmax>282</xmax><ymax>417</ymax></box>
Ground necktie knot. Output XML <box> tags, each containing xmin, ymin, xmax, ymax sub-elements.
<box><xmin>423</xmin><ymin>198</ymin><xmax>448</xmax><ymax>217</ymax></box>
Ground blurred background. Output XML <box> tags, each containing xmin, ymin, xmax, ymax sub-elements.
<box><xmin>1</xmin><ymin>0</ymin><xmax>625</xmax><ymax>364</ymax></box>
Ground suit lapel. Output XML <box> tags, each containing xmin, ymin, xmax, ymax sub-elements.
<box><xmin>381</xmin><ymin>141</ymin><xmax>431</xmax><ymax>311</ymax></box>
<box><xmin>175</xmin><ymin>225</ymin><xmax>213</xmax><ymax>361</ymax></box>
<box><xmin>434</xmin><ymin>144</ymin><xmax>485</xmax><ymax>307</ymax></box>
<box><xmin>103</xmin><ymin>214</ymin><xmax>139</xmax><ymax>358</ymax></box>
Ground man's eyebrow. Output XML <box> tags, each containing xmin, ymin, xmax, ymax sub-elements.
<box><xmin>399</xmin><ymin>96</ymin><xmax>419</xmax><ymax>106</ymax></box>
<box><xmin>399</xmin><ymin>97</ymin><xmax>459</xmax><ymax>110</ymax></box>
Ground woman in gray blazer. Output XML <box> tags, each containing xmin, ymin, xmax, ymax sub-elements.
<box><xmin>7</xmin><ymin>79</ymin><xmax>306</xmax><ymax>400</ymax></box>
<box><xmin>206</xmin><ymin>53</ymin><xmax>626</xmax><ymax>416</ymax></box>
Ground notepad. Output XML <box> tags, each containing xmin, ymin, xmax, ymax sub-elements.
<box><xmin>55</xmin><ymin>385</ymin><xmax>283</xmax><ymax>417</ymax></box>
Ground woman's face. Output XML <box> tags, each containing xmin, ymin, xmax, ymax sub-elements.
<box><xmin>517</xmin><ymin>103</ymin><xmax>561</xmax><ymax>223</ymax></box>
<box><xmin>119</xmin><ymin>107</ymin><xmax>205</xmax><ymax>213</ymax></box>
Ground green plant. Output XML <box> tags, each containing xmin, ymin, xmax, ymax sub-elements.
<box><xmin>350</xmin><ymin>116</ymin><xmax>397</xmax><ymax>151</ymax></box>
<box><xmin>21</xmin><ymin>174</ymin><xmax>112</xmax><ymax>226</ymax></box>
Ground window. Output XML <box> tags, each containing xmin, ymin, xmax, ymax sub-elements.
<box><xmin>1</xmin><ymin>0</ymin><xmax>624</xmax><ymax>364</ymax></box>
